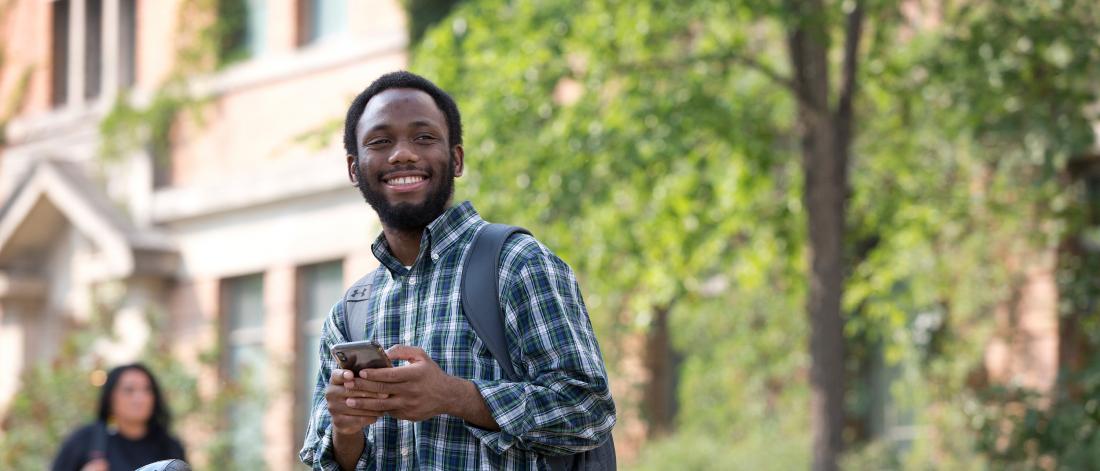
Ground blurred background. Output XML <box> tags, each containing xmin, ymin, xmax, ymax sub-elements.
<box><xmin>0</xmin><ymin>0</ymin><xmax>1098</xmax><ymax>469</ymax></box>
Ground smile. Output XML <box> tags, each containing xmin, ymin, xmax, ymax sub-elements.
<box><xmin>386</xmin><ymin>176</ymin><xmax>426</xmax><ymax>186</ymax></box>
<box><xmin>383</xmin><ymin>174</ymin><xmax>430</xmax><ymax>193</ymax></box>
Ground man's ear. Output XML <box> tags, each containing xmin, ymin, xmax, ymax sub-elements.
<box><xmin>452</xmin><ymin>145</ymin><xmax>464</xmax><ymax>177</ymax></box>
<box><xmin>347</xmin><ymin>155</ymin><xmax>359</xmax><ymax>184</ymax></box>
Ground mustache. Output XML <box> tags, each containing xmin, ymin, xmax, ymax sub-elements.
<box><xmin>379</xmin><ymin>166</ymin><xmax>432</xmax><ymax>181</ymax></box>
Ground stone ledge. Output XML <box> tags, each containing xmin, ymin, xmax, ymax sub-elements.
<box><xmin>150</xmin><ymin>156</ymin><xmax>351</xmax><ymax>223</ymax></box>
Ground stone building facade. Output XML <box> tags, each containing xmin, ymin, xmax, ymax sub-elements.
<box><xmin>0</xmin><ymin>1</ymin><xmax>407</xmax><ymax>468</ymax></box>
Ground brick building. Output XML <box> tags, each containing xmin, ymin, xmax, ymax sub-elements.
<box><xmin>0</xmin><ymin>1</ymin><xmax>406</xmax><ymax>468</ymax></box>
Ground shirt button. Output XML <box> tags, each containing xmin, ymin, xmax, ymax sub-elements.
<box><xmin>431</xmin><ymin>253</ymin><xmax>439</xmax><ymax>261</ymax></box>
<box><xmin>408</xmin><ymin>276</ymin><xmax>416</xmax><ymax>285</ymax></box>
<box><xmin>401</xmin><ymin>446</ymin><xmax>410</xmax><ymax>456</ymax></box>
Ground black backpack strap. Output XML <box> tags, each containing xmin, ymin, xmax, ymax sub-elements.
<box><xmin>461</xmin><ymin>223</ymin><xmax>530</xmax><ymax>382</ymax></box>
<box><xmin>342</xmin><ymin>269</ymin><xmax>381</xmax><ymax>342</ymax></box>
<box><xmin>463</xmin><ymin>223</ymin><xmax>617</xmax><ymax>471</ymax></box>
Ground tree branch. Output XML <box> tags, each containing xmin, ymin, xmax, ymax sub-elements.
<box><xmin>835</xmin><ymin>0</ymin><xmax>865</xmax><ymax>170</ymax></box>
<box><xmin>613</xmin><ymin>50</ymin><xmax>827</xmax><ymax>120</ymax></box>
<box><xmin>836</xmin><ymin>0</ymin><xmax>865</xmax><ymax>124</ymax></box>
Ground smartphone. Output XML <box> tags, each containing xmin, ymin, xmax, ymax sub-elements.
<box><xmin>330</xmin><ymin>340</ymin><xmax>393</xmax><ymax>374</ymax></box>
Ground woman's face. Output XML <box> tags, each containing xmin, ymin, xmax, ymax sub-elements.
<box><xmin>111</xmin><ymin>369</ymin><xmax>155</xmax><ymax>425</ymax></box>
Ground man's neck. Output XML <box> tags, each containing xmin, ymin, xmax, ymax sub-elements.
<box><xmin>382</xmin><ymin>226</ymin><xmax>425</xmax><ymax>266</ymax></box>
<box><xmin>380</xmin><ymin>202</ymin><xmax>454</xmax><ymax>267</ymax></box>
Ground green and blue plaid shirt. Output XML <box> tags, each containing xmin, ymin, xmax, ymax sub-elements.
<box><xmin>300</xmin><ymin>201</ymin><xmax>615</xmax><ymax>470</ymax></box>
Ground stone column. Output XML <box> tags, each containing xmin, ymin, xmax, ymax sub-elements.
<box><xmin>67</xmin><ymin>0</ymin><xmax>86</xmax><ymax>109</ymax></box>
<box><xmin>100</xmin><ymin>0</ymin><xmax>121</xmax><ymax>102</ymax></box>
<box><xmin>264</xmin><ymin>264</ymin><xmax>298</xmax><ymax>471</ymax></box>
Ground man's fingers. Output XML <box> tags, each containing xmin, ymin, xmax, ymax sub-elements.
<box><xmin>346</xmin><ymin>396</ymin><xmax>399</xmax><ymax>412</ymax></box>
<box><xmin>345</xmin><ymin>388</ymin><xmax>390</xmax><ymax>399</ymax></box>
<box><xmin>350</xmin><ymin>378</ymin><xmax>406</xmax><ymax>395</ymax></box>
<box><xmin>359</xmin><ymin>364</ymin><xmax>420</xmax><ymax>383</ymax></box>
<box><xmin>330</xmin><ymin>369</ymin><xmax>355</xmax><ymax>385</ymax></box>
<box><xmin>326</xmin><ymin>383</ymin><xmax>389</xmax><ymax>399</ymax></box>
<box><xmin>386</xmin><ymin>345</ymin><xmax>429</xmax><ymax>362</ymax></box>
<box><xmin>331</xmin><ymin>401</ymin><xmax>386</xmax><ymax>417</ymax></box>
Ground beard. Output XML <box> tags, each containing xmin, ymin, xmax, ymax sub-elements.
<box><xmin>356</xmin><ymin>156</ymin><xmax>456</xmax><ymax>232</ymax></box>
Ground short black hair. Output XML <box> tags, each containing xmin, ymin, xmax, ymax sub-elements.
<box><xmin>343</xmin><ymin>71</ymin><xmax>463</xmax><ymax>158</ymax></box>
<box><xmin>97</xmin><ymin>363</ymin><xmax>172</xmax><ymax>434</ymax></box>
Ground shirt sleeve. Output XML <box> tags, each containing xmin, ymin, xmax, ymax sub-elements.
<box><xmin>464</xmin><ymin>238</ymin><xmax>616</xmax><ymax>456</ymax></box>
<box><xmin>299</xmin><ymin>301</ymin><xmax>374</xmax><ymax>470</ymax></box>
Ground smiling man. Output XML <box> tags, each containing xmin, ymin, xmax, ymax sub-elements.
<box><xmin>299</xmin><ymin>71</ymin><xmax>616</xmax><ymax>470</ymax></box>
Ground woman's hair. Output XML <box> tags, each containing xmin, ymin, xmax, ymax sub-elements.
<box><xmin>96</xmin><ymin>363</ymin><xmax>172</xmax><ymax>433</ymax></box>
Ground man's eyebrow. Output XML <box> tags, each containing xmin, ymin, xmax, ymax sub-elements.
<box><xmin>408</xmin><ymin>120</ymin><xmax>440</xmax><ymax>130</ymax></box>
<box><xmin>361</xmin><ymin>120</ymin><xmax>439</xmax><ymax>141</ymax></box>
<box><xmin>363</xmin><ymin>123</ymin><xmax>392</xmax><ymax>139</ymax></box>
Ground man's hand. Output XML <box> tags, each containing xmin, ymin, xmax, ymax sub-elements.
<box><xmin>350</xmin><ymin>346</ymin><xmax>465</xmax><ymax>422</ymax></box>
<box><xmin>325</xmin><ymin>369</ymin><xmax>389</xmax><ymax>434</ymax></box>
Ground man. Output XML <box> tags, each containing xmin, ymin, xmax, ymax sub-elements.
<box><xmin>300</xmin><ymin>71</ymin><xmax>616</xmax><ymax>470</ymax></box>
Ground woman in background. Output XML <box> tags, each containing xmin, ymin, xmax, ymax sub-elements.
<box><xmin>52</xmin><ymin>363</ymin><xmax>186</xmax><ymax>471</ymax></box>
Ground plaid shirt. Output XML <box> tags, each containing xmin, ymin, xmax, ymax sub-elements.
<box><xmin>300</xmin><ymin>201</ymin><xmax>615</xmax><ymax>470</ymax></box>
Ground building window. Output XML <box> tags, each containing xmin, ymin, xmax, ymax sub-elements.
<box><xmin>222</xmin><ymin>273</ymin><xmax>266</xmax><ymax>466</ymax></box>
<box><xmin>243</xmin><ymin>0</ymin><xmax>268</xmax><ymax>57</ymax></box>
<box><xmin>84</xmin><ymin>0</ymin><xmax>103</xmax><ymax>100</ymax></box>
<box><xmin>118</xmin><ymin>0</ymin><xmax>137</xmax><ymax>89</ymax></box>
<box><xmin>295</xmin><ymin>261</ymin><xmax>343</xmax><ymax>446</ymax></box>
<box><xmin>51</xmin><ymin>0</ymin><xmax>70</xmax><ymax>107</ymax></box>
<box><xmin>218</xmin><ymin>0</ymin><xmax>268</xmax><ymax>65</ymax></box>
<box><xmin>298</xmin><ymin>0</ymin><xmax>347</xmax><ymax>46</ymax></box>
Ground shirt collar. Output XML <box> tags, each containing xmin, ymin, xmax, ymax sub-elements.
<box><xmin>370</xmin><ymin>201</ymin><xmax>483</xmax><ymax>275</ymax></box>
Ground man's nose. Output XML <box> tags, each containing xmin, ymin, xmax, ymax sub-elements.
<box><xmin>388</xmin><ymin>142</ymin><xmax>420</xmax><ymax>164</ymax></box>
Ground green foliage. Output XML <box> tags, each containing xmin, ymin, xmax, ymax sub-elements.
<box><xmin>404</xmin><ymin>0</ymin><xmax>465</xmax><ymax>47</ymax></box>
<box><xmin>407</xmin><ymin>0</ymin><xmax>1100</xmax><ymax>466</ymax></box>
<box><xmin>0</xmin><ymin>300</ymin><xmax>264</xmax><ymax>470</ymax></box>
<box><xmin>412</xmin><ymin>0</ymin><xmax>811</xmax><ymax>463</ymax></box>
<box><xmin>215</xmin><ymin>0</ymin><xmax>251</xmax><ymax>68</ymax></box>
<box><xmin>626</xmin><ymin>424</ymin><xmax>810</xmax><ymax>471</ymax></box>
<box><xmin>262</xmin><ymin>0</ymin><xmax>1100</xmax><ymax>466</ymax></box>
<box><xmin>841</xmin><ymin>0</ymin><xmax>1099</xmax><ymax>461</ymax></box>
<box><xmin>973</xmin><ymin>361</ymin><xmax>1100</xmax><ymax>469</ymax></box>
<box><xmin>415</xmin><ymin>0</ymin><xmax>802</xmax><ymax>347</ymax></box>
<box><xmin>0</xmin><ymin>329</ymin><xmax>104</xmax><ymax>470</ymax></box>
<box><xmin>99</xmin><ymin>85</ymin><xmax>191</xmax><ymax>164</ymax></box>
<box><xmin>98</xmin><ymin>0</ymin><xmax>243</xmax><ymax>164</ymax></box>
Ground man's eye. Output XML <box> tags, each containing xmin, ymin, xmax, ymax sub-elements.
<box><xmin>365</xmin><ymin>139</ymin><xmax>390</xmax><ymax>147</ymax></box>
<box><xmin>415</xmin><ymin>135</ymin><xmax>436</xmax><ymax>141</ymax></box>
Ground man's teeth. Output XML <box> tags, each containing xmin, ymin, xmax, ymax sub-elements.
<box><xmin>388</xmin><ymin>176</ymin><xmax>425</xmax><ymax>185</ymax></box>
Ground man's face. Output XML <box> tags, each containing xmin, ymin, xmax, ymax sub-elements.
<box><xmin>348</xmin><ymin>88</ymin><xmax>464</xmax><ymax>232</ymax></box>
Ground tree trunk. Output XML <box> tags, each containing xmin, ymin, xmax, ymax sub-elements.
<box><xmin>643</xmin><ymin>305</ymin><xmax>679</xmax><ymax>437</ymax></box>
<box><xmin>801</xmin><ymin>112</ymin><xmax>847</xmax><ymax>471</ymax></box>
<box><xmin>786</xmin><ymin>0</ymin><xmax>862</xmax><ymax>468</ymax></box>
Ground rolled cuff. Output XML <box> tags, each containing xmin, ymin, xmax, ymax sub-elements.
<box><xmin>301</xmin><ymin>424</ymin><xmax>373</xmax><ymax>471</ymax></box>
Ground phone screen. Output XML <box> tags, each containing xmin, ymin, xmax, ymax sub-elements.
<box><xmin>330</xmin><ymin>340</ymin><xmax>393</xmax><ymax>374</ymax></box>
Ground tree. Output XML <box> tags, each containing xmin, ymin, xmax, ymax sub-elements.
<box><xmin>413</xmin><ymin>0</ymin><xmax>860</xmax><ymax>466</ymax></box>
<box><xmin>783</xmin><ymin>1</ymin><xmax>863</xmax><ymax>467</ymax></box>
<box><xmin>415</xmin><ymin>0</ymin><xmax>804</xmax><ymax>442</ymax></box>
<box><xmin>399</xmin><ymin>0</ymin><xmax>1100</xmax><ymax>468</ymax></box>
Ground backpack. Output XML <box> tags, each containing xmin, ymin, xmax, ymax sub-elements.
<box><xmin>341</xmin><ymin>224</ymin><xmax>616</xmax><ymax>471</ymax></box>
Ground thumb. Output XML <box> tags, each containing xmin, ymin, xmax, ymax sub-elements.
<box><xmin>386</xmin><ymin>345</ymin><xmax>430</xmax><ymax>363</ymax></box>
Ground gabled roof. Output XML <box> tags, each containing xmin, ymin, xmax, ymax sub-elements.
<box><xmin>0</xmin><ymin>159</ymin><xmax>177</xmax><ymax>280</ymax></box>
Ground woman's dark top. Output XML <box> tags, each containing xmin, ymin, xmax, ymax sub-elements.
<box><xmin>51</xmin><ymin>422</ymin><xmax>186</xmax><ymax>471</ymax></box>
